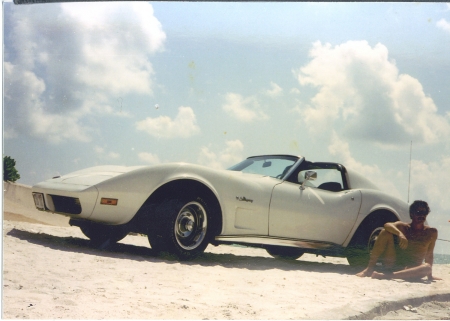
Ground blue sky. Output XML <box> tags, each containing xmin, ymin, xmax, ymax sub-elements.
<box><xmin>3</xmin><ymin>2</ymin><xmax>450</xmax><ymax>254</ymax></box>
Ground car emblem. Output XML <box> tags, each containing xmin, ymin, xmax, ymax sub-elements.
<box><xmin>236</xmin><ymin>196</ymin><xmax>253</xmax><ymax>203</ymax></box>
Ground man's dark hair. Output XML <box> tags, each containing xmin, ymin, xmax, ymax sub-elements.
<box><xmin>409</xmin><ymin>200</ymin><xmax>430</xmax><ymax>216</ymax></box>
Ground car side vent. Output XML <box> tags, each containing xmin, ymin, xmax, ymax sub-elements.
<box><xmin>49</xmin><ymin>195</ymin><xmax>82</xmax><ymax>215</ymax></box>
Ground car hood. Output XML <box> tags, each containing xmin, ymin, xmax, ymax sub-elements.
<box><xmin>35</xmin><ymin>163</ymin><xmax>276</xmax><ymax>192</ymax></box>
<box><xmin>49</xmin><ymin>165</ymin><xmax>146</xmax><ymax>187</ymax></box>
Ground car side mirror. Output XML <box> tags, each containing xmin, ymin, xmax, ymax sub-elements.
<box><xmin>299</xmin><ymin>170</ymin><xmax>317</xmax><ymax>190</ymax></box>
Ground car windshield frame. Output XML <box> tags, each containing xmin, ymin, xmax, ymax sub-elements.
<box><xmin>227</xmin><ymin>155</ymin><xmax>302</xmax><ymax>179</ymax></box>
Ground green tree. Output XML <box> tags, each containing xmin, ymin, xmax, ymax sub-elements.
<box><xmin>3</xmin><ymin>156</ymin><xmax>21</xmax><ymax>183</ymax></box>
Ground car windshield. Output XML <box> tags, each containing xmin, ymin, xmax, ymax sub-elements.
<box><xmin>228</xmin><ymin>155</ymin><xmax>299</xmax><ymax>179</ymax></box>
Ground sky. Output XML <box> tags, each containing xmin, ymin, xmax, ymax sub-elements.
<box><xmin>2</xmin><ymin>2</ymin><xmax>450</xmax><ymax>254</ymax></box>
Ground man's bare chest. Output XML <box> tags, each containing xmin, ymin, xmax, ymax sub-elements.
<box><xmin>405</xmin><ymin>229</ymin><xmax>431</xmax><ymax>245</ymax></box>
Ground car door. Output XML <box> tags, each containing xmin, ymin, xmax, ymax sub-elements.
<box><xmin>268</xmin><ymin>168</ymin><xmax>362</xmax><ymax>245</ymax></box>
<box><xmin>214</xmin><ymin>172</ymin><xmax>280</xmax><ymax>236</ymax></box>
<box><xmin>219</xmin><ymin>156</ymin><xmax>300</xmax><ymax>236</ymax></box>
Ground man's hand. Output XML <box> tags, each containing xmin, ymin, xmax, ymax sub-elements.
<box><xmin>398</xmin><ymin>232</ymin><xmax>408</xmax><ymax>249</ymax></box>
<box><xmin>384</xmin><ymin>222</ymin><xmax>408</xmax><ymax>249</ymax></box>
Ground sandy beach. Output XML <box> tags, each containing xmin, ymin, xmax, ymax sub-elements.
<box><xmin>2</xmin><ymin>182</ymin><xmax>450</xmax><ymax>319</ymax></box>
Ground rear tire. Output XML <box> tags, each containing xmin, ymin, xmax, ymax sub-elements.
<box><xmin>266</xmin><ymin>246</ymin><xmax>304</xmax><ymax>260</ymax></box>
<box><xmin>148</xmin><ymin>194</ymin><xmax>212</xmax><ymax>260</ymax></box>
<box><xmin>346</xmin><ymin>225</ymin><xmax>384</xmax><ymax>267</ymax></box>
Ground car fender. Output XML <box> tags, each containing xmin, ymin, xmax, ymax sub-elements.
<box><xmin>149</xmin><ymin>166</ymin><xmax>276</xmax><ymax>235</ymax></box>
<box><xmin>90</xmin><ymin>163</ymin><xmax>273</xmax><ymax>229</ymax></box>
<box><xmin>342</xmin><ymin>189</ymin><xmax>409</xmax><ymax>247</ymax></box>
<box><xmin>90</xmin><ymin>164</ymin><xmax>187</xmax><ymax>224</ymax></box>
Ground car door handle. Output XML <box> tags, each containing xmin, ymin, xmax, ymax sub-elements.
<box><xmin>343</xmin><ymin>191</ymin><xmax>355</xmax><ymax>200</ymax></box>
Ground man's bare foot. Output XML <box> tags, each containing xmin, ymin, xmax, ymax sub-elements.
<box><xmin>371</xmin><ymin>271</ymin><xmax>391</xmax><ymax>279</ymax></box>
<box><xmin>356</xmin><ymin>268</ymin><xmax>373</xmax><ymax>277</ymax></box>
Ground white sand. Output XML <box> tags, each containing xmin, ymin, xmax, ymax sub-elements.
<box><xmin>373</xmin><ymin>300</ymin><xmax>450</xmax><ymax>320</ymax></box>
<box><xmin>2</xmin><ymin>182</ymin><xmax>450</xmax><ymax>319</ymax></box>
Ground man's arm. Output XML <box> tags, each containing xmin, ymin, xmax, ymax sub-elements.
<box><xmin>384</xmin><ymin>221</ymin><xmax>408</xmax><ymax>249</ymax></box>
<box><xmin>425</xmin><ymin>228</ymin><xmax>441</xmax><ymax>281</ymax></box>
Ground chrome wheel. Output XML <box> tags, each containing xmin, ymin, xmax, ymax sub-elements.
<box><xmin>174</xmin><ymin>201</ymin><xmax>208</xmax><ymax>250</ymax></box>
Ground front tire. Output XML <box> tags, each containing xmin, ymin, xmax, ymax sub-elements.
<box><xmin>148</xmin><ymin>196</ymin><xmax>211</xmax><ymax>260</ymax></box>
<box><xmin>266</xmin><ymin>245</ymin><xmax>304</xmax><ymax>260</ymax></box>
<box><xmin>79</xmin><ymin>222</ymin><xmax>129</xmax><ymax>246</ymax></box>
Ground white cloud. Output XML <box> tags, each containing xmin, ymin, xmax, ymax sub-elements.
<box><xmin>410</xmin><ymin>157</ymin><xmax>450</xmax><ymax>212</ymax></box>
<box><xmin>78</xmin><ymin>95</ymin><xmax>132</xmax><ymax>118</ymax></box>
<box><xmin>108</xmin><ymin>152</ymin><xmax>120</xmax><ymax>159</ymax></box>
<box><xmin>437</xmin><ymin>18</ymin><xmax>450</xmax><ymax>33</ymax></box>
<box><xmin>294</xmin><ymin>41</ymin><xmax>450</xmax><ymax>147</ymax></box>
<box><xmin>3</xmin><ymin>3</ymin><xmax>165</xmax><ymax>143</ymax></box>
<box><xmin>222</xmin><ymin>93</ymin><xmax>269</xmax><ymax>122</ymax></box>
<box><xmin>94</xmin><ymin>146</ymin><xmax>120</xmax><ymax>160</ymax></box>
<box><xmin>77</xmin><ymin>49</ymin><xmax>156</xmax><ymax>96</ymax></box>
<box><xmin>61</xmin><ymin>2</ymin><xmax>165</xmax><ymax>53</ymax></box>
<box><xmin>94</xmin><ymin>146</ymin><xmax>105</xmax><ymax>154</ymax></box>
<box><xmin>290</xmin><ymin>88</ymin><xmax>301</xmax><ymax>95</ymax></box>
<box><xmin>409</xmin><ymin>156</ymin><xmax>450</xmax><ymax>242</ymax></box>
<box><xmin>61</xmin><ymin>2</ymin><xmax>165</xmax><ymax>96</ymax></box>
<box><xmin>198</xmin><ymin>140</ymin><xmax>244</xmax><ymax>169</ymax></box>
<box><xmin>136</xmin><ymin>106</ymin><xmax>200</xmax><ymax>139</ymax></box>
<box><xmin>265</xmin><ymin>82</ymin><xmax>283</xmax><ymax>98</ymax></box>
<box><xmin>4</xmin><ymin>62</ymin><xmax>91</xmax><ymax>144</ymax></box>
<box><xmin>328</xmin><ymin>132</ymin><xmax>402</xmax><ymax>199</ymax></box>
<box><xmin>138</xmin><ymin>152</ymin><xmax>161</xmax><ymax>165</ymax></box>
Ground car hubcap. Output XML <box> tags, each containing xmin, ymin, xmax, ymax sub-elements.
<box><xmin>174</xmin><ymin>201</ymin><xmax>207</xmax><ymax>250</ymax></box>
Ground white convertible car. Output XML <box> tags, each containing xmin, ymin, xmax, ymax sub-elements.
<box><xmin>31</xmin><ymin>155</ymin><xmax>409</xmax><ymax>265</ymax></box>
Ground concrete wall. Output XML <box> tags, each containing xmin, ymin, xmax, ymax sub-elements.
<box><xmin>3</xmin><ymin>182</ymin><xmax>35</xmax><ymax>209</ymax></box>
<box><xmin>3</xmin><ymin>181</ymin><xmax>70</xmax><ymax>226</ymax></box>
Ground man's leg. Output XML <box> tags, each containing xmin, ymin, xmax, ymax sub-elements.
<box><xmin>356</xmin><ymin>229</ymin><xmax>396</xmax><ymax>277</ymax></box>
<box><xmin>371</xmin><ymin>263</ymin><xmax>432</xmax><ymax>280</ymax></box>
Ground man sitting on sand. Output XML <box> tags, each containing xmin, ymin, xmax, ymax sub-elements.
<box><xmin>356</xmin><ymin>200</ymin><xmax>441</xmax><ymax>281</ymax></box>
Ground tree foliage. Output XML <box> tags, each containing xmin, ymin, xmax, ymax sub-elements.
<box><xmin>3</xmin><ymin>156</ymin><xmax>20</xmax><ymax>183</ymax></box>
